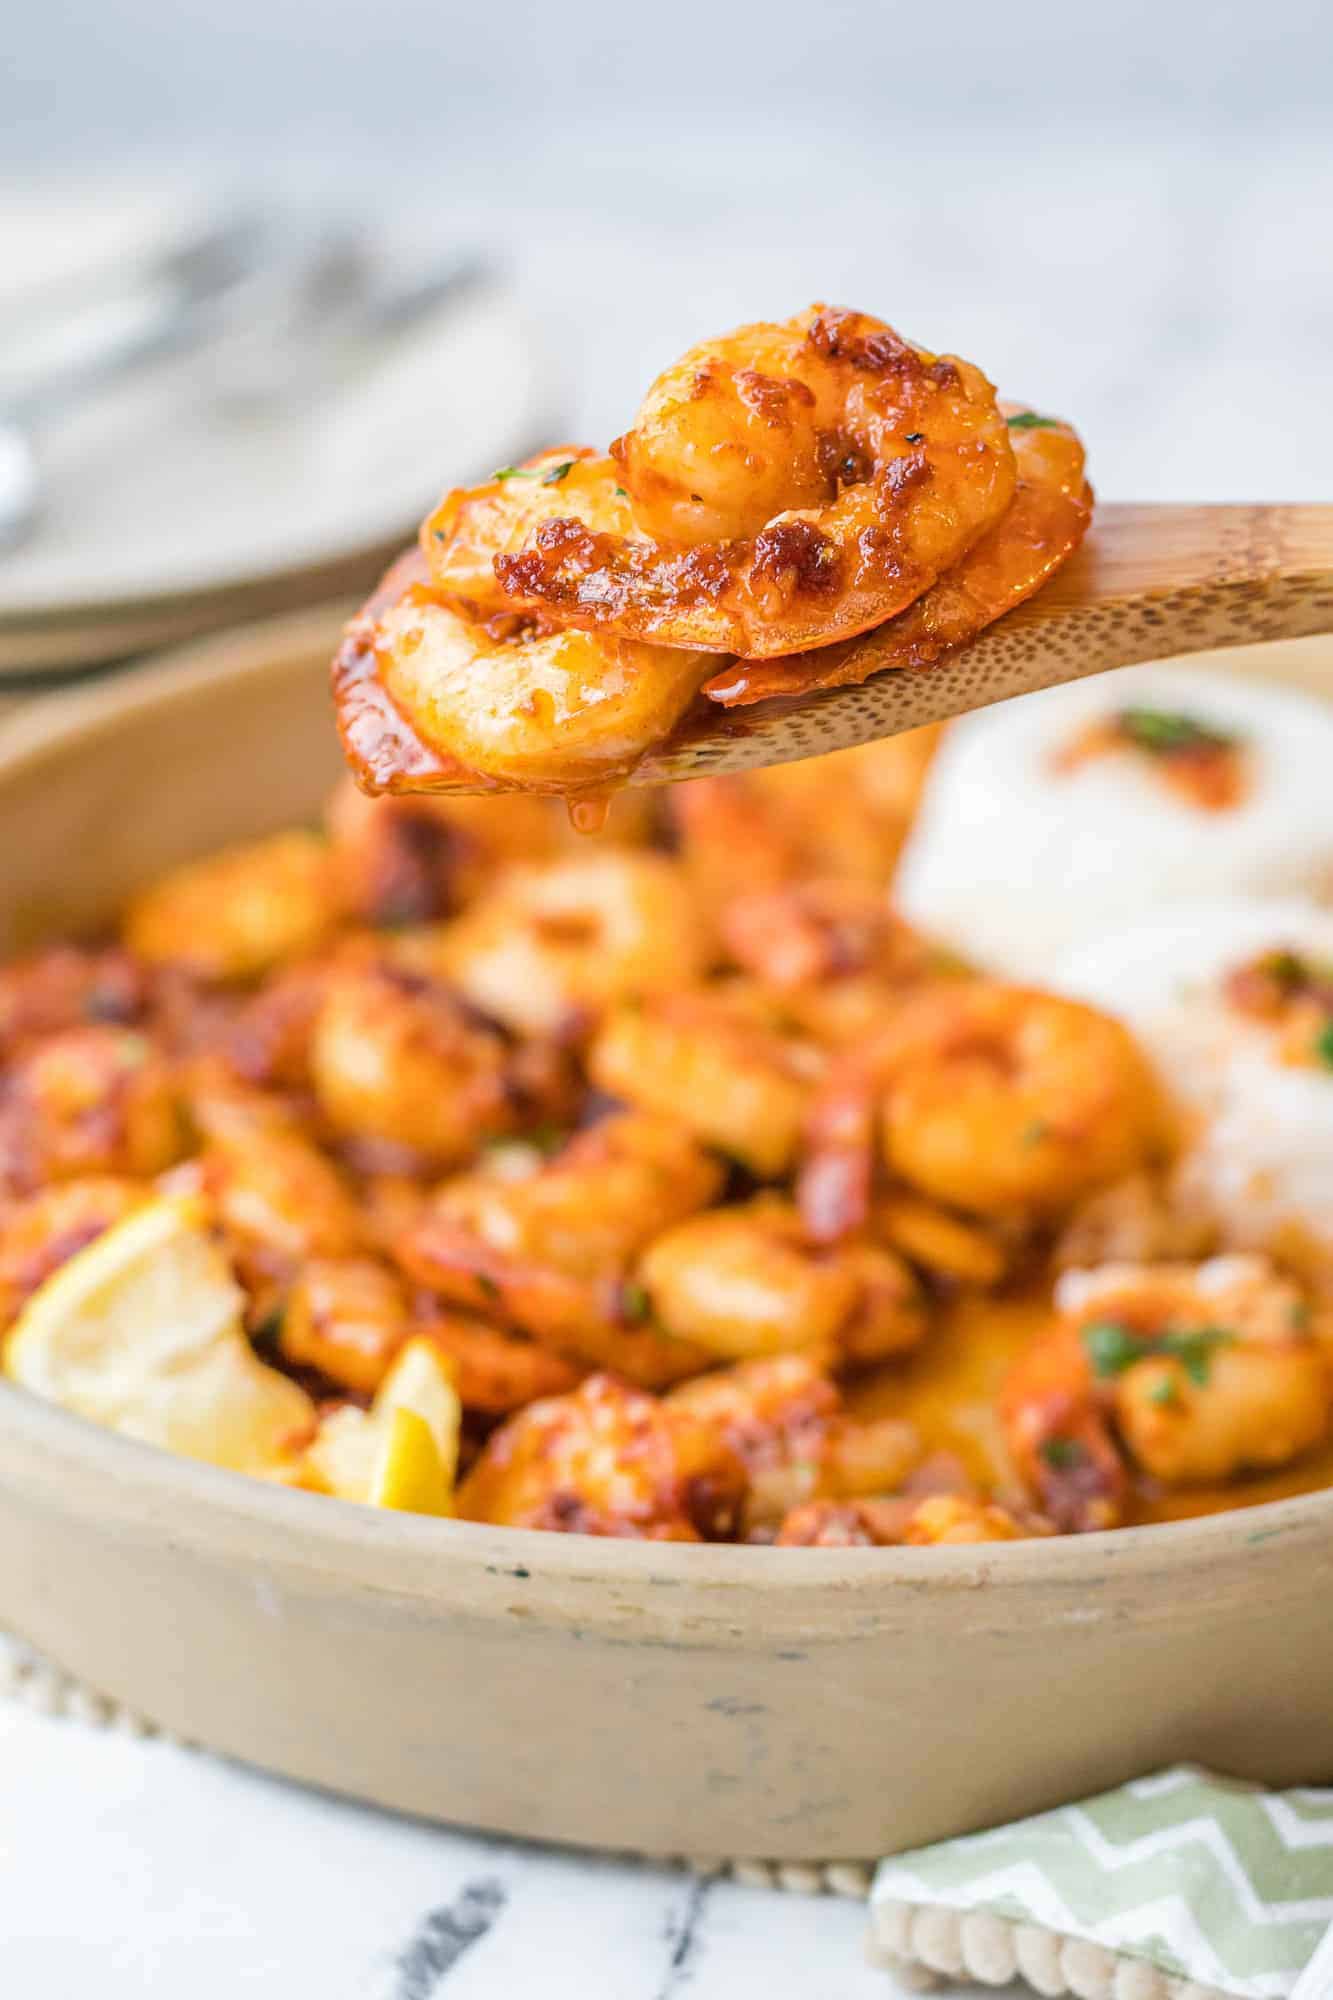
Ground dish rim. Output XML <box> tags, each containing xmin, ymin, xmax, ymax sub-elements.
<box><xmin>4</xmin><ymin>1372</ymin><xmax>1330</xmax><ymax>1595</ymax></box>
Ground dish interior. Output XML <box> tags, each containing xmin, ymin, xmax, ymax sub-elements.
<box><xmin>2</xmin><ymin>622</ymin><xmax>1331</xmax><ymax>1561</ymax></box>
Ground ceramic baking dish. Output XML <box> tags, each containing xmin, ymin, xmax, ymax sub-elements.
<box><xmin>0</xmin><ymin>610</ymin><xmax>1330</xmax><ymax>1862</ymax></box>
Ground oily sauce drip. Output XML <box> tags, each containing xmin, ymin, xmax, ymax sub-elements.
<box><xmin>567</xmin><ymin>793</ymin><xmax>613</xmax><ymax>837</ymax></box>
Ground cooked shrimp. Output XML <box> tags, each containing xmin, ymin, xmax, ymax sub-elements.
<box><xmin>353</xmin><ymin>1171</ymin><xmax>434</xmax><ymax>1256</ymax></box>
<box><xmin>433</xmin><ymin>850</ymin><xmax>707</xmax><ymax>1038</ymax></box>
<box><xmin>666</xmin><ymin>1353</ymin><xmax>920</xmax><ymax>1530</ymax></box>
<box><xmin>639</xmin><ymin>1202</ymin><xmax>856</xmax><ymax>1362</ymax></box>
<box><xmin>417</xmin><ymin>1115</ymin><xmax>722</xmax><ymax>1277</ymax></box>
<box><xmin>278</xmin><ymin>1256</ymin><xmax>410</xmax><ymax>1394</ymax></box>
<box><xmin>720</xmin><ymin>881</ymin><xmax>945</xmax><ymax>993</ymax></box>
<box><xmin>422</xmin><ymin>447</ymin><xmax>632</xmax><ymax>607</ymax></box>
<box><xmin>456</xmin><ymin>1373</ymin><xmax>746</xmax><ymax>1540</ymax></box>
<box><xmin>200</xmin><ymin>1117</ymin><xmax>365</xmax><ymax>1312</ymax></box>
<box><xmin>590</xmin><ymin>985</ymin><xmax>821</xmax><ymax>1176</ymax></box>
<box><xmin>0</xmin><ymin>946</ymin><xmax>146</xmax><ymax>1058</ymax></box>
<box><xmin>0</xmin><ymin>1027</ymin><xmax>182</xmax><ymax>1192</ymax></box>
<box><xmin>902</xmin><ymin>1493</ymin><xmax>1033</xmax><ymax>1544</ymax></box>
<box><xmin>879</xmin><ymin>986</ymin><xmax>1163</xmax><ymax>1218</ymax></box>
<box><xmin>774</xmin><ymin>1496</ymin><xmax>915</xmax><ymax>1545</ymax></box>
<box><xmin>309</xmin><ymin>963</ymin><xmax>514</xmax><ymax>1167</ymax></box>
<box><xmin>0</xmin><ymin>1176</ymin><xmax>147</xmax><ymax>1328</ymax></box>
<box><xmin>122</xmin><ymin>832</ymin><xmax>337</xmax><ymax>982</ymax></box>
<box><xmin>638</xmin><ymin>1198</ymin><xmax>926</xmax><ymax>1365</ymax></box>
<box><xmin>414</xmin><ymin>1314</ymin><xmax>582</xmax><ymax>1416</ymax></box>
<box><xmin>670</xmin><ymin>732</ymin><xmax>945</xmax><ymax>920</ymax></box>
<box><xmin>456</xmin><ymin>309</ymin><xmax>1015</xmax><ymax>660</ymax></box>
<box><xmin>1001</xmin><ymin>1255</ymin><xmax>1331</xmax><ymax>1530</ymax></box>
<box><xmin>1054</xmin><ymin>1169</ymin><xmax>1215</xmax><ymax>1274</ymax></box>
<box><xmin>223</xmin><ymin>959</ymin><xmax>337</xmax><ymax>1091</ymax></box>
<box><xmin>702</xmin><ymin>412</ymin><xmax>1092</xmax><ymax>704</ymax></box>
<box><xmin>394</xmin><ymin>1115</ymin><xmax>722</xmax><ymax>1387</ymax></box>
<box><xmin>720</xmin><ymin>894</ymin><xmax>964</xmax><ymax>1056</ymax></box>
<box><xmin>875</xmin><ymin>1192</ymin><xmax>1010</xmax><ymax>1288</ymax></box>
<box><xmin>324</xmin><ymin>774</ymin><xmax>559</xmax><ymax>925</ymax></box>
<box><xmin>338</xmin><ymin>529</ymin><xmax>714</xmax><ymax>796</ymax></box>
<box><xmin>801</xmin><ymin>983</ymin><xmax>1162</xmax><ymax>1235</ymax></box>
<box><xmin>775</xmin><ymin>1491</ymin><xmax>1030</xmax><ymax>1547</ymax></box>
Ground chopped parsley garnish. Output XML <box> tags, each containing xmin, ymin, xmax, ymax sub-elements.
<box><xmin>1081</xmin><ymin>1317</ymin><xmax>1233</xmax><ymax>1386</ymax></box>
<box><xmin>1147</xmin><ymin>1376</ymin><xmax>1179</xmax><ymax>1408</ymax></box>
<box><xmin>614</xmin><ymin>485</ymin><xmax>628</xmax><ymax>498</ymax></box>
<box><xmin>494</xmin><ymin>460</ymin><xmax>575</xmax><ymax>486</ymax></box>
<box><xmin>1315</xmin><ymin>1018</ymin><xmax>1333</xmax><ymax>1070</ymax></box>
<box><xmin>1259</xmin><ymin>949</ymin><xmax>1309</xmax><ymax>992</ymax></box>
<box><xmin>621</xmin><ymin>1280</ymin><xmax>652</xmax><ymax>1324</ymax></box>
<box><xmin>1162</xmin><ymin>1326</ymin><xmax>1234</xmax><ymax>1384</ymax></box>
<box><xmin>1115</xmin><ymin>707</ymin><xmax>1235</xmax><ymax>758</ymax></box>
<box><xmin>251</xmin><ymin>1305</ymin><xmax>285</xmax><ymax>1354</ymax></box>
<box><xmin>1007</xmin><ymin>412</ymin><xmax>1060</xmax><ymax>431</ymax></box>
<box><xmin>1082</xmin><ymin>1321</ymin><xmax>1143</xmax><ymax>1378</ymax></box>
<box><xmin>1040</xmin><ymin>1437</ymin><xmax>1085</xmax><ymax>1470</ymax></box>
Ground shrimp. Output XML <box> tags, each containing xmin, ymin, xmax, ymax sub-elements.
<box><xmin>638</xmin><ymin>1198</ymin><xmax>927</xmax><ymax>1366</ymax></box>
<box><xmin>0</xmin><ymin>946</ymin><xmax>146</xmax><ymax>1058</ymax></box>
<box><xmin>800</xmin><ymin>982</ymin><xmax>1163</xmax><ymax>1236</ymax></box>
<box><xmin>720</xmin><ymin>881</ymin><xmax>946</xmax><ymax>994</ymax></box>
<box><xmin>874</xmin><ymin>1192</ymin><xmax>1010</xmax><ymax>1288</ymax></box>
<box><xmin>413</xmin><ymin>1314</ymin><xmax>582</xmax><ymax>1416</ymax></box>
<box><xmin>432</xmin><ymin>850</ymin><xmax>707</xmax><ymax>1038</ymax></box>
<box><xmin>416</xmin><ymin>1115</ymin><xmax>723</xmax><ymax>1277</ymax></box>
<box><xmin>199</xmin><ymin>1115</ymin><xmax>366</xmax><ymax>1317</ymax></box>
<box><xmin>122</xmin><ymin>832</ymin><xmax>338</xmax><ymax>982</ymax></box>
<box><xmin>443</xmin><ymin>309</ymin><xmax>1016</xmax><ymax>660</ymax></box>
<box><xmin>278</xmin><ymin>1256</ymin><xmax>410</xmax><ymax>1395</ymax></box>
<box><xmin>324</xmin><ymin>774</ymin><xmax>559</xmax><ymax>926</ymax></box>
<box><xmin>335</xmin><ymin>538</ymin><xmax>714</xmax><ymax>797</ymax></box>
<box><xmin>775</xmin><ymin>1492</ymin><xmax>1031</xmax><ymax>1547</ymax></box>
<box><xmin>1054</xmin><ymin>1169</ymin><xmax>1215</xmax><ymax>1274</ymax></box>
<box><xmin>0</xmin><ymin>1176</ymin><xmax>147</xmax><ymax>1328</ymax></box>
<box><xmin>223</xmin><ymin>959</ymin><xmax>338</xmax><ymax>1091</ymax></box>
<box><xmin>0</xmin><ymin>1026</ymin><xmax>182</xmax><ymax>1193</ymax></box>
<box><xmin>667</xmin><ymin>730</ymin><xmax>943</xmax><ymax>925</ymax></box>
<box><xmin>666</xmin><ymin>1353</ymin><xmax>920</xmax><ymax>1530</ymax></box>
<box><xmin>456</xmin><ymin>1373</ymin><xmax>746</xmax><ymax>1540</ymax></box>
<box><xmin>702</xmin><ymin>412</ymin><xmax>1092</xmax><ymax>704</ymax></box>
<box><xmin>590</xmin><ymin>985</ymin><xmax>822</xmax><ymax>1176</ymax></box>
<box><xmin>309</xmin><ymin>962</ymin><xmax>518</xmax><ymax>1167</ymax></box>
<box><xmin>1001</xmin><ymin>1255</ymin><xmax>1331</xmax><ymax>1530</ymax></box>
<box><xmin>394</xmin><ymin>1114</ymin><xmax>722</xmax><ymax>1388</ymax></box>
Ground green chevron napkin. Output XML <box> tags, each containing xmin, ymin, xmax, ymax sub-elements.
<box><xmin>868</xmin><ymin>1768</ymin><xmax>1333</xmax><ymax>1999</ymax></box>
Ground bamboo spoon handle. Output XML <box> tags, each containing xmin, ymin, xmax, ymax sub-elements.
<box><xmin>637</xmin><ymin>502</ymin><xmax>1333</xmax><ymax>786</ymax></box>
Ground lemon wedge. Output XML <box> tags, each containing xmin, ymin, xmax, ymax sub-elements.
<box><xmin>369</xmin><ymin>1406</ymin><xmax>451</xmax><ymax>1515</ymax></box>
<box><xmin>3</xmin><ymin>1194</ymin><xmax>314</xmax><ymax>1476</ymax></box>
<box><xmin>305</xmin><ymin>1336</ymin><xmax>460</xmax><ymax>1515</ymax></box>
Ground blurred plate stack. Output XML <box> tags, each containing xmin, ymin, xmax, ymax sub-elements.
<box><xmin>0</xmin><ymin>188</ymin><xmax>548</xmax><ymax>676</ymax></box>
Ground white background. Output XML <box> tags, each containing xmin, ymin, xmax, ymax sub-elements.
<box><xmin>4</xmin><ymin>0</ymin><xmax>1332</xmax><ymax>502</ymax></box>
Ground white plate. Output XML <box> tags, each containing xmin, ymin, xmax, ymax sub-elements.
<box><xmin>0</xmin><ymin>196</ymin><xmax>549</xmax><ymax>673</ymax></box>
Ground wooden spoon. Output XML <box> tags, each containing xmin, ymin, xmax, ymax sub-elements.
<box><xmin>632</xmin><ymin>502</ymin><xmax>1333</xmax><ymax>785</ymax></box>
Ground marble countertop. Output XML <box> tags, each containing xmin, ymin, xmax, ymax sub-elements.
<box><xmin>1</xmin><ymin>1687</ymin><xmax>947</xmax><ymax>1998</ymax></box>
